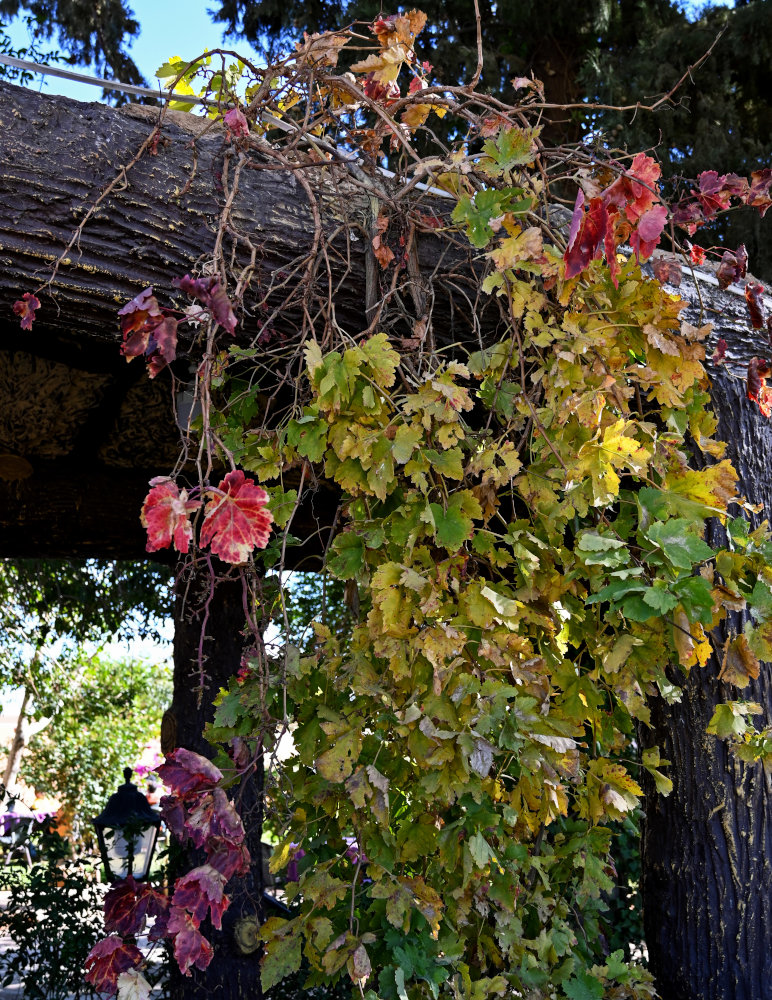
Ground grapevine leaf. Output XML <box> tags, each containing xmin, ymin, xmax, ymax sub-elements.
<box><xmin>479</xmin><ymin>126</ymin><xmax>540</xmax><ymax>177</ymax></box>
<box><xmin>316</xmin><ymin>726</ymin><xmax>362</xmax><ymax>782</ymax></box>
<box><xmin>167</xmin><ymin>906</ymin><xmax>214</xmax><ymax>976</ymax></box>
<box><xmin>645</xmin><ymin>519</ymin><xmax>714</xmax><ymax>570</ymax></box>
<box><xmin>200</xmin><ymin>470</ymin><xmax>273</xmax><ymax>564</ymax></box>
<box><xmin>157</xmin><ymin>748</ymin><xmax>223</xmax><ymax>797</ymax></box>
<box><xmin>85</xmin><ymin>936</ymin><xmax>143</xmax><ymax>996</ymax></box>
<box><xmin>105</xmin><ymin>876</ymin><xmax>169</xmax><ymax>937</ymax></box>
<box><xmin>172</xmin><ymin>864</ymin><xmax>230</xmax><ymax>930</ymax></box>
<box><xmin>707</xmin><ymin>701</ymin><xmax>763</xmax><ymax>739</ymax></box>
<box><xmin>327</xmin><ymin>532</ymin><xmax>366</xmax><ymax>579</ymax></box>
<box><xmin>224</xmin><ymin>107</ymin><xmax>249</xmax><ymax>137</ymax></box>
<box><xmin>260</xmin><ymin>918</ymin><xmax>302</xmax><ymax>991</ymax></box>
<box><xmin>287</xmin><ymin>412</ymin><xmax>328</xmax><ymax>461</ymax></box>
<box><xmin>718</xmin><ymin>635</ymin><xmax>760</xmax><ymax>689</ymax></box>
<box><xmin>173</xmin><ymin>274</ymin><xmax>237</xmax><ymax>334</ymax></box>
<box><xmin>185</xmin><ymin>788</ymin><xmax>245</xmax><ymax>848</ymax></box>
<box><xmin>745</xmin><ymin>282</ymin><xmax>766</xmax><ymax>329</ymax></box>
<box><xmin>12</xmin><ymin>292</ymin><xmax>40</xmax><ymax>330</ymax></box>
<box><xmin>564</xmin><ymin>969</ymin><xmax>605</xmax><ymax>1000</ymax></box>
<box><xmin>564</xmin><ymin>194</ymin><xmax>608</xmax><ymax>279</ymax></box>
<box><xmin>452</xmin><ymin>189</ymin><xmax>531</xmax><ymax>248</ymax></box>
<box><xmin>141</xmin><ymin>477</ymin><xmax>200</xmax><ymax>555</ymax></box>
<box><xmin>427</xmin><ymin>500</ymin><xmax>473</xmax><ymax>551</ymax></box>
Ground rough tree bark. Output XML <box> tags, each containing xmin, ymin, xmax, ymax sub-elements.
<box><xmin>1</xmin><ymin>82</ymin><xmax>772</xmax><ymax>999</ymax></box>
<box><xmin>641</xmin><ymin>281</ymin><xmax>772</xmax><ymax>1000</ymax></box>
<box><xmin>166</xmin><ymin>563</ymin><xmax>265</xmax><ymax>1000</ymax></box>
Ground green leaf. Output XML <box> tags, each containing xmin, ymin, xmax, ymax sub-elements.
<box><xmin>645</xmin><ymin>519</ymin><xmax>714</xmax><ymax>570</ymax></box>
<box><xmin>585</xmin><ymin>578</ymin><xmax>646</xmax><ymax>606</ymax></box>
<box><xmin>480</xmin><ymin>128</ymin><xmax>540</xmax><ymax>176</ymax></box>
<box><xmin>451</xmin><ymin>189</ymin><xmax>530</xmax><ymax>249</ymax></box>
<box><xmin>286</xmin><ymin>412</ymin><xmax>328</xmax><ymax>462</ymax></box>
<box><xmin>393</xmin><ymin>423</ymin><xmax>423</xmax><ymax>464</ymax></box>
<box><xmin>563</xmin><ymin>969</ymin><xmax>604</xmax><ymax>1000</ymax></box>
<box><xmin>427</xmin><ymin>500</ymin><xmax>473</xmax><ymax>551</ymax></box>
<box><xmin>706</xmin><ymin>701</ymin><xmax>763</xmax><ymax>739</ymax></box>
<box><xmin>617</xmin><ymin>594</ymin><xmax>657</xmax><ymax>621</ymax></box>
<box><xmin>424</xmin><ymin>448</ymin><xmax>464</xmax><ymax>479</ymax></box>
<box><xmin>327</xmin><ymin>532</ymin><xmax>365</xmax><ymax>579</ymax></box>
<box><xmin>576</xmin><ymin>532</ymin><xmax>630</xmax><ymax>568</ymax></box>
<box><xmin>260</xmin><ymin>919</ymin><xmax>302</xmax><ymax>992</ymax></box>
<box><xmin>316</xmin><ymin>725</ymin><xmax>362</xmax><ymax>781</ymax></box>
<box><xmin>467</xmin><ymin>831</ymin><xmax>495</xmax><ymax>869</ymax></box>
<box><xmin>671</xmin><ymin>576</ymin><xmax>714</xmax><ymax>624</ymax></box>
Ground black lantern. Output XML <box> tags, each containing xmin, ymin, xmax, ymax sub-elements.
<box><xmin>92</xmin><ymin>767</ymin><xmax>161</xmax><ymax>881</ymax></box>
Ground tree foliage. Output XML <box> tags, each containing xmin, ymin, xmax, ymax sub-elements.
<box><xmin>21</xmin><ymin>653</ymin><xmax>171</xmax><ymax>834</ymax></box>
<box><xmin>13</xmin><ymin>9</ymin><xmax>763</xmax><ymax>998</ymax></box>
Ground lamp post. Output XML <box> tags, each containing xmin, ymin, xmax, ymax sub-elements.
<box><xmin>92</xmin><ymin>767</ymin><xmax>161</xmax><ymax>882</ymax></box>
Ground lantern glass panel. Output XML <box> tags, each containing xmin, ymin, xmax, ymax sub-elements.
<box><xmin>102</xmin><ymin>822</ymin><xmax>157</xmax><ymax>880</ymax></box>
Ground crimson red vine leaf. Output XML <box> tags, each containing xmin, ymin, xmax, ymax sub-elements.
<box><xmin>172</xmin><ymin>864</ymin><xmax>230</xmax><ymax>930</ymax></box>
<box><xmin>166</xmin><ymin>907</ymin><xmax>215</xmax><ymax>976</ymax></box>
<box><xmin>745</xmin><ymin>282</ymin><xmax>766</xmax><ymax>329</ymax></box>
<box><xmin>157</xmin><ymin>747</ymin><xmax>223</xmax><ymax>797</ymax></box>
<box><xmin>104</xmin><ymin>876</ymin><xmax>169</xmax><ymax>937</ymax></box>
<box><xmin>84</xmin><ymin>935</ymin><xmax>143</xmax><ymax>996</ymax></box>
<box><xmin>12</xmin><ymin>292</ymin><xmax>40</xmax><ymax>331</ymax></box>
<box><xmin>140</xmin><ymin>477</ymin><xmax>200</xmax><ymax>555</ymax></box>
<box><xmin>199</xmin><ymin>470</ymin><xmax>273</xmax><ymax>564</ymax></box>
<box><xmin>224</xmin><ymin>107</ymin><xmax>249</xmax><ymax>138</ymax></box>
<box><xmin>206</xmin><ymin>837</ymin><xmax>251</xmax><ymax>879</ymax></box>
<box><xmin>712</xmin><ymin>339</ymin><xmax>728</xmax><ymax>365</ymax></box>
<box><xmin>564</xmin><ymin>194</ymin><xmax>608</xmax><ymax>279</ymax></box>
<box><xmin>185</xmin><ymin>787</ymin><xmax>245</xmax><ymax>849</ymax></box>
<box><xmin>747</xmin><ymin>357</ymin><xmax>772</xmax><ymax>417</ymax></box>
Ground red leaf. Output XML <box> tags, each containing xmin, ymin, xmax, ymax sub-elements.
<box><xmin>104</xmin><ymin>877</ymin><xmax>169</xmax><ymax>937</ymax></box>
<box><xmin>712</xmin><ymin>339</ymin><xmax>728</xmax><ymax>365</ymax></box>
<box><xmin>185</xmin><ymin>787</ymin><xmax>245</xmax><ymax>849</ymax></box>
<box><xmin>652</xmin><ymin>258</ymin><xmax>682</xmax><ymax>286</ymax></box>
<box><xmin>414</xmin><ymin>211</ymin><xmax>443</xmax><ymax>230</ymax></box>
<box><xmin>630</xmin><ymin>204</ymin><xmax>668</xmax><ymax>261</ymax></box>
<box><xmin>689</xmin><ymin>244</ymin><xmax>706</xmax><ymax>266</ymax></box>
<box><xmin>747</xmin><ymin>358</ymin><xmax>772</xmax><ymax>417</ymax></box>
<box><xmin>140</xmin><ymin>477</ymin><xmax>200</xmax><ymax>554</ymax></box>
<box><xmin>167</xmin><ymin>907</ymin><xmax>214</xmax><ymax>976</ymax></box>
<box><xmin>745</xmin><ymin>282</ymin><xmax>766</xmax><ymax>329</ymax></box>
<box><xmin>84</xmin><ymin>935</ymin><xmax>143</xmax><ymax>996</ymax></box>
<box><xmin>224</xmin><ymin>107</ymin><xmax>249</xmax><ymax>137</ymax></box>
<box><xmin>12</xmin><ymin>292</ymin><xmax>41</xmax><ymax>331</ymax></box>
<box><xmin>603</xmin><ymin>152</ymin><xmax>660</xmax><ymax>224</ymax></box>
<box><xmin>160</xmin><ymin>795</ymin><xmax>187</xmax><ymax>841</ymax></box>
<box><xmin>716</xmin><ymin>248</ymin><xmax>747</xmax><ymax>290</ymax></box>
<box><xmin>173</xmin><ymin>274</ymin><xmax>237</xmax><ymax>334</ymax></box>
<box><xmin>748</xmin><ymin>168</ymin><xmax>772</xmax><ymax>216</ymax></box>
<box><xmin>206</xmin><ymin>837</ymin><xmax>251</xmax><ymax>879</ymax></box>
<box><xmin>696</xmin><ymin>170</ymin><xmax>737</xmax><ymax>217</ymax></box>
<box><xmin>119</xmin><ymin>288</ymin><xmax>178</xmax><ymax>373</ymax></box>
<box><xmin>157</xmin><ymin>748</ymin><xmax>223</xmax><ymax>797</ymax></box>
<box><xmin>604</xmin><ymin>220</ymin><xmax>619</xmax><ymax>288</ymax></box>
<box><xmin>564</xmin><ymin>194</ymin><xmax>608</xmax><ymax>280</ymax></box>
<box><xmin>172</xmin><ymin>864</ymin><xmax>230</xmax><ymax>930</ymax></box>
<box><xmin>199</xmin><ymin>470</ymin><xmax>273</xmax><ymax>564</ymax></box>
<box><xmin>672</xmin><ymin>199</ymin><xmax>705</xmax><ymax>234</ymax></box>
